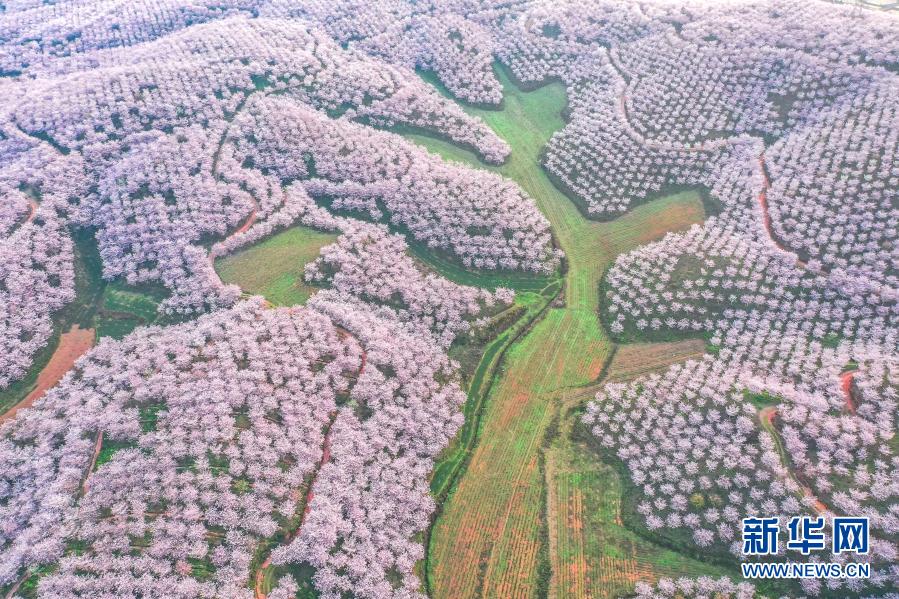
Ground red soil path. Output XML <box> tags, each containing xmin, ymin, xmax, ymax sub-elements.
<box><xmin>27</xmin><ymin>199</ymin><xmax>38</xmax><ymax>223</ymax></box>
<box><xmin>208</xmin><ymin>198</ymin><xmax>259</xmax><ymax>265</ymax></box>
<box><xmin>841</xmin><ymin>371</ymin><xmax>856</xmax><ymax>414</ymax></box>
<box><xmin>255</xmin><ymin>419</ymin><xmax>335</xmax><ymax>599</ymax></box>
<box><xmin>611</xmin><ymin>52</ymin><xmax>809</xmax><ymax>270</ymax></box>
<box><xmin>0</xmin><ymin>325</ymin><xmax>95</xmax><ymax>424</ymax></box>
<box><xmin>755</xmin><ymin>153</ymin><xmax>810</xmax><ymax>268</ymax></box>
<box><xmin>1</xmin><ymin>325</ymin><xmax>94</xmax><ymax>598</ymax></box>
<box><xmin>234</xmin><ymin>203</ymin><xmax>258</xmax><ymax>237</ymax></box>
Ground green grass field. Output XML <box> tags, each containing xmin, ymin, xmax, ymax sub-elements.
<box><xmin>409</xmin><ymin>67</ymin><xmax>712</xmax><ymax>599</ymax></box>
<box><xmin>214</xmin><ymin>226</ymin><xmax>339</xmax><ymax>306</ymax></box>
<box><xmin>95</xmin><ymin>281</ymin><xmax>165</xmax><ymax>340</ymax></box>
<box><xmin>547</xmin><ymin>433</ymin><xmax>734</xmax><ymax>599</ymax></box>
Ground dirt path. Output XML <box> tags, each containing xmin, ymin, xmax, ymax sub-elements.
<box><xmin>208</xmin><ymin>197</ymin><xmax>259</xmax><ymax>265</ymax></box>
<box><xmin>757</xmin><ymin>155</ymin><xmax>774</xmax><ymax>239</ymax></box>
<box><xmin>607</xmin><ymin>49</ymin><xmax>813</xmax><ymax>271</ymax></box>
<box><xmin>841</xmin><ymin>371</ymin><xmax>856</xmax><ymax>414</ymax></box>
<box><xmin>4</xmin><ymin>574</ymin><xmax>27</xmax><ymax>599</ymax></box>
<box><xmin>0</xmin><ymin>325</ymin><xmax>94</xmax><ymax>596</ymax></box>
<box><xmin>26</xmin><ymin>198</ymin><xmax>38</xmax><ymax>223</ymax></box>
<box><xmin>758</xmin><ymin>406</ymin><xmax>828</xmax><ymax>515</ymax></box>
<box><xmin>253</xmin><ymin>325</ymin><xmax>365</xmax><ymax>599</ymax></box>
<box><xmin>234</xmin><ymin>202</ymin><xmax>258</xmax><ymax>237</ymax></box>
<box><xmin>254</xmin><ymin>418</ymin><xmax>335</xmax><ymax>599</ymax></box>
<box><xmin>0</xmin><ymin>325</ymin><xmax>95</xmax><ymax>424</ymax></box>
<box><xmin>80</xmin><ymin>432</ymin><xmax>104</xmax><ymax>496</ymax></box>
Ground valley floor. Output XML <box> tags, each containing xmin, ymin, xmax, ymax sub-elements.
<box><xmin>404</xmin><ymin>68</ymin><xmax>732</xmax><ymax>598</ymax></box>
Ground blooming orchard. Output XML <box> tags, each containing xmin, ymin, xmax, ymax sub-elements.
<box><xmin>0</xmin><ymin>0</ymin><xmax>897</xmax><ymax>597</ymax></box>
<box><xmin>0</xmin><ymin>13</ymin><xmax>552</xmax><ymax>388</ymax></box>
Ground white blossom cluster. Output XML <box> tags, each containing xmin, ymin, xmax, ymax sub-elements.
<box><xmin>0</xmin><ymin>103</ymin><xmax>94</xmax><ymax>389</ymax></box>
<box><xmin>634</xmin><ymin>576</ymin><xmax>756</xmax><ymax>599</ymax></box>
<box><xmin>231</xmin><ymin>94</ymin><xmax>556</xmax><ymax>272</ymax></box>
<box><xmin>0</xmin><ymin>172</ymin><xmax>76</xmax><ymax>390</ymax></box>
<box><xmin>765</xmin><ymin>78</ymin><xmax>898</xmax><ymax>288</ymax></box>
<box><xmin>0</xmin><ymin>298</ymin><xmax>360</xmax><ymax>595</ymax></box>
<box><xmin>270</xmin><ymin>290</ymin><xmax>466</xmax><ymax>598</ymax></box>
<box><xmin>0</xmin><ymin>0</ymin><xmax>260</xmax><ymax>76</ymax></box>
<box><xmin>778</xmin><ymin>355</ymin><xmax>899</xmax><ymax>526</ymax></box>
<box><xmin>304</xmin><ymin>221</ymin><xmax>513</xmax><ymax>348</ymax></box>
<box><xmin>260</xmin><ymin>1</ymin><xmax>504</xmax><ymax>106</ymax></box>
<box><xmin>0</xmin><ymin>10</ymin><xmax>556</xmax><ymax>386</ymax></box>
<box><xmin>0</xmin><ymin>290</ymin><xmax>475</xmax><ymax>598</ymax></box>
<box><xmin>541</xmin><ymin>73</ymin><xmax>718</xmax><ymax>216</ymax></box>
<box><xmin>586</xmin><ymin>361</ymin><xmax>793</xmax><ymax>545</ymax></box>
<box><xmin>590</xmin><ymin>221</ymin><xmax>898</xmax><ymax>593</ymax></box>
<box><xmin>586</xmin><ymin>346</ymin><xmax>899</xmax><ymax>595</ymax></box>
<box><xmin>603</xmin><ymin>223</ymin><xmax>898</xmax><ymax>340</ymax></box>
<box><xmin>497</xmin><ymin>0</ymin><xmax>663</xmax><ymax>86</ymax></box>
<box><xmin>495</xmin><ymin>0</ymin><xmax>898</xmax><ymax>291</ymax></box>
<box><xmin>1</xmin><ymin>15</ymin><xmax>522</xmax><ymax>316</ymax></box>
<box><xmin>586</xmin><ymin>348</ymin><xmax>899</xmax><ymax>593</ymax></box>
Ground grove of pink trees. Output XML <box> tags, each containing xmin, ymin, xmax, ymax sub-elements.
<box><xmin>0</xmin><ymin>298</ymin><xmax>361</xmax><ymax>595</ymax></box>
<box><xmin>304</xmin><ymin>221</ymin><xmax>513</xmax><ymax>347</ymax></box>
<box><xmin>590</xmin><ymin>219</ymin><xmax>898</xmax><ymax>593</ymax></box>
<box><xmin>233</xmin><ymin>95</ymin><xmax>557</xmax><ymax>274</ymax></box>
<box><xmin>0</xmin><ymin>0</ymin><xmax>897</xmax><ymax>597</ymax></box>
<box><xmin>634</xmin><ymin>576</ymin><xmax>756</xmax><ymax>599</ymax></box>
<box><xmin>0</xmin><ymin>12</ymin><xmax>555</xmax><ymax>387</ymax></box>
<box><xmin>500</xmin><ymin>0</ymin><xmax>897</xmax><ymax>290</ymax></box>
<box><xmin>0</xmin><ymin>293</ymin><xmax>478</xmax><ymax>598</ymax></box>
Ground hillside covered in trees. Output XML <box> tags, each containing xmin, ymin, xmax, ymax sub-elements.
<box><xmin>0</xmin><ymin>0</ymin><xmax>897</xmax><ymax>598</ymax></box>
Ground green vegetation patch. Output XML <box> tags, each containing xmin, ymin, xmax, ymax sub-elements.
<box><xmin>549</xmin><ymin>431</ymin><xmax>736</xmax><ymax>599</ymax></box>
<box><xmin>410</xmin><ymin>64</ymin><xmax>711</xmax><ymax>599</ymax></box>
<box><xmin>15</xmin><ymin>564</ymin><xmax>58</xmax><ymax>599</ymax></box>
<box><xmin>96</xmin><ymin>439</ymin><xmax>138</xmax><ymax>468</ymax></box>
<box><xmin>430</xmin><ymin>286</ymin><xmax>555</xmax><ymax>501</ymax></box>
<box><xmin>96</xmin><ymin>282</ymin><xmax>163</xmax><ymax>340</ymax></box>
<box><xmin>215</xmin><ymin>225</ymin><xmax>339</xmax><ymax>306</ymax></box>
<box><xmin>262</xmin><ymin>562</ymin><xmax>320</xmax><ymax>599</ymax></box>
<box><xmin>744</xmin><ymin>389</ymin><xmax>781</xmax><ymax>410</ymax></box>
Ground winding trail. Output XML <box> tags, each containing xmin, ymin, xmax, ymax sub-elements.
<box><xmin>253</xmin><ymin>323</ymin><xmax>366</xmax><ymax>599</ymax></box>
<box><xmin>758</xmin><ymin>406</ymin><xmax>828</xmax><ymax>515</ymax></box>
<box><xmin>26</xmin><ymin>198</ymin><xmax>38</xmax><ymax>223</ymax></box>
<box><xmin>757</xmin><ymin>155</ymin><xmax>775</xmax><ymax>242</ymax></box>
<box><xmin>254</xmin><ymin>422</ymin><xmax>335</xmax><ymax>599</ymax></box>
<box><xmin>0</xmin><ymin>327</ymin><xmax>94</xmax><ymax>598</ymax></box>
<box><xmin>208</xmin><ymin>196</ymin><xmax>259</xmax><ymax>265</ymax></box>
<box><xmin>755</xmin><ymin>153</ymin><xmax>809</xmax><ymax>269</ymax></box>
<box><xmin>80</xmin><ymin>432</ymin><xmax>104</xmax><ymax>496</ymax></box>
<box><xmin>234</xmin><ymin>203</ymin><xmax>259</xmax><ymax>237</ymax></box>
<box><xmin>0</xmin><ymin>324</ymin><xmax>95</xmax><ymax>424</ymax></box>
<box><xmin>607</xmin><ymin>47</ymin><xmax>812</xmax><ymax>271</ymax></box>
